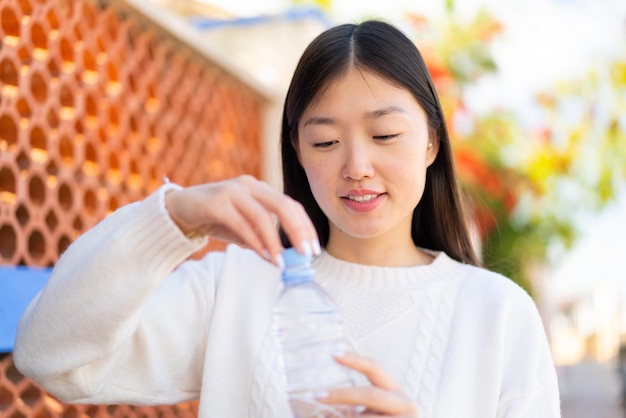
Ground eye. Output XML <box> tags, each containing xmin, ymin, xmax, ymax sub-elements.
<box><xmin>373</xmin><ymin>133</ymin><xmax>400</xmax><ymax>141</ymax></box>
<box><xmin>313</xmin><ymin>140</ymin><xmax>338</xmax><ymax>148</ymax></box>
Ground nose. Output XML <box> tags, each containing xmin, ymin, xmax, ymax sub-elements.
<box><xmin>341</xmin><ymin>142</ymin><xmax>374</xmax><ymax>180</ymax></box>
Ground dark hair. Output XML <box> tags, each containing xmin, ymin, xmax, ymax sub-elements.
<box><xmin>280</xmin><ymin>20</ymin><xmax>480</xmax><ymax>266</ymax></box>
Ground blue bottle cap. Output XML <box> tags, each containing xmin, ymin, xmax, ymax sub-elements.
<box><xmin>281</xmin><ymin>248</ymin><xmax>314</xmax><ymax>285</ymax></box>
<box><xmin>282</xmin><ymin>247</ymin><xmax>312</xmax><ymax>268</ymax></box>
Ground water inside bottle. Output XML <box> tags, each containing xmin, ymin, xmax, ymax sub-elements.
<box><xmin>274</xmin><ymin>311</ymin><xmax>358</xmax><ymax>417</ymax></box>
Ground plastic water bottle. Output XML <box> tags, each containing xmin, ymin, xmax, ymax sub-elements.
<box><xmin>273</xmin><ymin>248</ymin><xmax>358</xmax><ymax>418</ymax></box>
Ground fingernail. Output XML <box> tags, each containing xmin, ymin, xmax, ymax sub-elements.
<box><xmin>313</xmin><ymin>390</ymin><xmax>329</xmax><ymax>400</ymax></box>
<box><xmin>300</xmin><ymin>240</ymin><xmax>313</xmax><ymax>256</ymax></box>
<box><xmin>275</xmin><ymin>254</ymin><xmax>285</xmax><ymax>270</ymax></box>
<box><xmin>262</xmin><ymin>249</ymin><xmax>271</xmax><ymax>261</ymax></box>
<box><xmin>311</xmin><ymin>240</ymin><xmax>321</xmax><ymax>256</ymax></box>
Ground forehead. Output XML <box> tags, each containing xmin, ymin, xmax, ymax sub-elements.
<box><xmin>302</xmin><ymin>67</ymin><xmax>421</xmax><ymax>118</ymax></box>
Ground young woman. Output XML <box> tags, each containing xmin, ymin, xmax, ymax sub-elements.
<box><xmin>14</xmin><ymin>20</ymin><xmax>561</xmax><ymax>417</ymax></box>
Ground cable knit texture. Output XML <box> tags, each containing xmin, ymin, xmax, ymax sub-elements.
<box><xmin>312</xmin><ymin>253</ymin><xmax>463</xmax><ymax>418</ymax></box>
<box><xmin>14</xmin><ymin>185</ymin><xmax>561</xmax><ymax>418</ymax></box>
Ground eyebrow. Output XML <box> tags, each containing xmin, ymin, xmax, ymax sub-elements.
<box><xmin>303</xmin><ymin>116</ymin><xmax>335</xmax><ymax>127</ymax></box>
<box><xmin>302</xmin><ymin>105</ymin><xmax>408</xmax><ymax>127</ymax></box>
<box><xmin>366</xmin><ymin>105</ymin><xmax>408</xmax><ymax>119</ymax></box>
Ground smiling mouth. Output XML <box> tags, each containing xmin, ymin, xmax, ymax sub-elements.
<box><xmin>344</xmin><ymin>193</ymin><xmax>382</xmax><ymax>202</ymax></box>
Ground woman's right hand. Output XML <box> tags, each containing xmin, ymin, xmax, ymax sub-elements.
<box><xmin>165</xmin><ymin>175</ymin><xmax>320</xmax><ymax>266</ymax></box>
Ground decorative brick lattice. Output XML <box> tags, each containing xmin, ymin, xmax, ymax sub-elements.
<box><xmin>0</xmin><ymin>353</ymin><xmax>199</xmax><ymax>417</ymax></box>
<box><xmin>1</xmin><ymin>0</ymin><xmax>263</xmax><ymax>415</ymax></box>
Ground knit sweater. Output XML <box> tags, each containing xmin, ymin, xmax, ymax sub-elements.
<box><xmin>14</xmin><ymin>184</ymin><xmax>561</xmax><ymax>418</ymax></box>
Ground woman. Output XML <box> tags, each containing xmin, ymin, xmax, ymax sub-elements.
<box><xmin>14</xmin><ymin>20</ymin><xmax>561</xmax><ymax>417</ymax></box>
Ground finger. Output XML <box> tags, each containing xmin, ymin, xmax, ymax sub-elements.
<box><xmin>272</xmin><ymin>198</ymin><xmax>320</xmax><ymax>255</ymax></box>
<box><xmin>230</xmin><ymin>191</ymin><xmax>285</xmax><ymax>264</ymax></box>
<box><xmin>194</xmin><ymin>184</ymin><xmax>273</xmax><ymax>262</ymax></box>
<box><xmin>209</xmin><ymin>200</ymin><xmax>270</xmax><ymax>261</ymax></box>
<box><xmin>228</xmin><ymin>201</ymin><xmax>291</xmax><ymax>266</ymax></box>
<box><xmin>317</xmin><ymin>386</ymin><xmax>418</xmax><ymax>416</ymax></box>
<box><xmin>334</xmin><ymin>352</ymin><xmax>401</xmax><ymax>391</ymax></box>
<box><xmin>168</xmin><ymin>179</ymin><xmax>285</xmax><ymax>266</ymax></box>
<box><xmin>249</xmin><ymin>181</ymin><xmax>320</xmax><ymax>256</ymax></box>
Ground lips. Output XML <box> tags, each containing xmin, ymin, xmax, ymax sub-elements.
<box><xmin>345</xmin><ymin>193</ymin><xmax>380</xmax><ymax>202</ymax></box>
<box><xmin>341</xmin><ymin>190</ymin><xmax>385</xmax><ymax>213</ymax></box>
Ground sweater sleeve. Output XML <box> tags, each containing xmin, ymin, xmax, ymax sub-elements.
<box><xmin>13</xmin><ymin>183</ymin><xmax>216</xmax><ymax>405</ymax></box>
<box><xmin>496</xmin><ymin>281</ymin><xmax>561</xmax><ymax>418</ymax></box>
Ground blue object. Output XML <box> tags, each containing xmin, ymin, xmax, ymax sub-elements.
<box><xmin>0</xmin><ymin>266</ymin><xmax>51</xmax><ymax>352</ymax></box>
<box><xmin>282</xmin><ymin>247</ymin><xmax>312</xmax><ymax>267</ymax></box>
<box><xmin>281</xmin><ymin>248</ymin><xmax>314</xmax><ymax>285</ymax></box>
<box><xmin>189</xmin><ymin>6</ymin><xmax>332</xmax><ymax>31</ymax></box>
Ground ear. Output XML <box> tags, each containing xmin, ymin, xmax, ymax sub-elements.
<box><xmin>426</xmin><ymin>138</ymin><xmax>440</xmax><ymax>167</ymax></box>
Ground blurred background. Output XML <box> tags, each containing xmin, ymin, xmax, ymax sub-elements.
<box><xmin>0</xmin><ymin>0</ymin><xmax>625</xmax><ymax>416</ymax></box>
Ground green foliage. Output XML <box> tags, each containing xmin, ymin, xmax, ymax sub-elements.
<box><xmin>405</xmin><ymin>6</ymin><xmax>626</xmax><ymax>292</ymax></box>
<box><xmin>288</xmin><ymin>0</ymin><xmax>625</xmax><ymax>292</ymax></box>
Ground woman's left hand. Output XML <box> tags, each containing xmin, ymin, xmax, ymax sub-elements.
<box><xmin>317</xmin><ymin>352</ymin><xmax>419</xmax><ymax>417</ymax></box>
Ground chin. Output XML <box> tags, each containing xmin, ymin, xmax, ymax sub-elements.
<box><xmin>335</xmin><ymin>224</ymin><xmax>386</xmax><ymax>240</ymax></box>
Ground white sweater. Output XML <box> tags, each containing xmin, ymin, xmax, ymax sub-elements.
<box><xmin>14</xmin><ymin>184</ymin><xmax>561</xmax><ymax>417</ymax></box>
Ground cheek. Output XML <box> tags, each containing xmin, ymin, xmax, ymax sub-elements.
<box><xmin>390</xmin><ymin>152</ymin><xmax>429</xmax><ymax>193</ymax></box>
<box><xmin>302</xmin><ymin>160</ymin><xmax>331</xmax><ymax>197</ymax></box>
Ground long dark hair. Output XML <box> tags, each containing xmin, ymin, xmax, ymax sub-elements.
<box><xmin>280</xmin><ymin>20</ymin><xmax>480</xmax><ymax>266</ymax></box>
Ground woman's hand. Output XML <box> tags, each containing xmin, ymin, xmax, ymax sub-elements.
<box><xmin>165</xmin><ymin>175</ymin><xmax>320</xmax><ymax>266</ymax></box>
<box><xmin>318</xmin><ymin>352</ymin><xmax>419</xmax><ymax>417</ymax></box>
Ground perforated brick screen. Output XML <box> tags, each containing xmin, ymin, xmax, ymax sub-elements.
<box><xmin>0</xmin><ymin>0</ymin><xmax>264</xmax><ymax>415</ymax></box>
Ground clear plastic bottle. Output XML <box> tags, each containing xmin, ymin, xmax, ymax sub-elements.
<box><xmin>272</xmin><ymin>248</ymin><xmax>358</xmax><ymax>418</ymax></box>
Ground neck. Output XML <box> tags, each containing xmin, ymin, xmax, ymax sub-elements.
<box><xmin>325</xmin><ymin>232</ymin><xmax>433</xmax><ymax>267</ymax></box>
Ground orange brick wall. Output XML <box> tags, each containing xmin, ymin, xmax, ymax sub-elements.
<box><xmin>0</xmin><ymin>0</ymin><xmax>264</xmax><ymax>415</ymax></box>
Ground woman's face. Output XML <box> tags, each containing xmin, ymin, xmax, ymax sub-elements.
<box><xmin>297</xmin><ymin>67</ymin><xmax>439</xmax><ymax>250</ymax></box>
